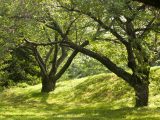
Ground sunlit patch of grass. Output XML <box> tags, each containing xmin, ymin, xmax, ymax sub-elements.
<box><xmin>149</xmin><ymin>66</ymin><xmax>160</xmax><ymax>108</ymax></box>
<box><xmin>0</xmin><ymin>67</ymin><xmax>160</xmax><ymax>119</ymax></box>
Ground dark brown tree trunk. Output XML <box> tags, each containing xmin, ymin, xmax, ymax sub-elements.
<box><xmin>132</xmin><ymin>69</ymin><xmax>150</xmax><ymax>107</ymax></box>
<box><xmin>134</xmin><ymin>83</ymin><xmax>149</xmax><ymax>107</ymax></box>
<box><xmin>41</xmin><ymin>76</ymin><xmax>56</xmax><ymax>93</ymax></box>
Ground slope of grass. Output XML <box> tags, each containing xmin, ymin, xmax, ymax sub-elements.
<box><xmin>0</xmin><ymin>67</ymin><xmax>160</xmax><ymax>120</ymax></box>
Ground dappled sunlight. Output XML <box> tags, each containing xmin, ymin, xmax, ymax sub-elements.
<box><xmin>0</xmin><ymin>70</ymin><xmax>160</xmax><ymax>119</ymax></box>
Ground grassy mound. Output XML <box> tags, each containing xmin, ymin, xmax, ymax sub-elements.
<box><xmin>0</xmin><ymin>67</ymin><xmax>160</xmax><ymax>120</ymax></box>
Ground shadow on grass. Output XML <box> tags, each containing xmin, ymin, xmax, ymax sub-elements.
<box><xmin>1</xmin><ymin>107</ymin><xmax>160</xmax><ymax>120</ymax></box>
<box><xmin>60</xmin><ymin>107</ymin><xmax>133</xmax><ymax>119</ymax></box>
<box><xmin>55</xmin><ymin>107</ymin><xmax>160</xmax><ymax>120</ymax></box>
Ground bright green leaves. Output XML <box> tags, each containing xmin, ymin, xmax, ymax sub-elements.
<box><xmin>89</xmin><ymin>41</ymin><xmax>127</xmax><ymax>67</ymax></box>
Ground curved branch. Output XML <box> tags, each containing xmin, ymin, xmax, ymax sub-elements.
<box><xmin>32</xmin><ymin>47</ymin><xmax>47</xmax><ymax>77</ymax></box>
<box><xmin>62</xmin><ymin>41</ymin><xmax>134</xmax><ymax>87</ymax></box>
<box><xmin>54</xmin><ymin>41</ymin><xmax>89</xmax><ymax>81</ymax></box>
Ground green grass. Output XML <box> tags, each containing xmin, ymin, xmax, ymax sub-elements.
<box><xmin>0</xmin><ymin>67</ymin><xmax>160</xmax><ymax>120</ymax></box>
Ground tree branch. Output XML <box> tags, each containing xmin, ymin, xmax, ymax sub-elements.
<box><xmin>56</xmin><ymin>46</ymin><xmax>68</xmax><ymax>67</ymax></box>
<box><xmin>32</xmin><ymin>47</ymin><xmax>47</xmax><ymax>77</ymax></box>
<box><xmin>64</xmin><ymin>17</ymin><xmax>80</xmax><ymax>40</ymax></box>
<box><xmin>59</xmin><ymin>5</ymin><xmax>129</xmax><ymax>46</ymax></box>
<box><xmin>62</xmin><ymin>41</ymin><xmax>134</xmax><ymax>87</ymax></box>
<box><xmin>54</xmin><ymin>41</ymin><xmax>89</xmax><ymax>81</ymax></box>
<box><xmin>49</xmin><ymin>44</ymin><xmax>58</xmax><ymax>77</ymax></box>
<box><xmin>140</xmin><ymin>17</ymin><xmax>157</xmax><ymax>38</ymax></box>
<box><xmin>45</xmin><ymin>47</ymin><xmax>54</xmax><ymax>63</ymax></box>
<box><xmin>48</xmin><ymin>34</ymin><xmax>60</xmax><ymax>77</ymax></box>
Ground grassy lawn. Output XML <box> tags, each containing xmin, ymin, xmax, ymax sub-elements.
<box><xmin>0</xmin><ymin>67</ymin><xmax>160</xmax><ymax>120</ymax></box>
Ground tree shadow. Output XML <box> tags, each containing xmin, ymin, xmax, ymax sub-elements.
<box><xmin>57</xmin><ymin>107</ymin><xmax>160</xmax><ymax>120</ymax></box>
<box><xmin>40</xmin><ymin>93</ymin><xmax>49</xmax><ymax>104</ymax></box>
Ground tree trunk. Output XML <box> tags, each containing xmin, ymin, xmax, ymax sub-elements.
<box><xmin>134</xmin><ymin>83</ymin><xmax>149</xmax><ymax>107</ymax></box>
<box><xmin>132</xmin><ymin>69</ymin><xmax>150</xmax><ymax>107</ymax></box>
<box><xmin>41</xmin><ymin>76</ymin><xmax>56</xmax><ymax>93</ymax></box>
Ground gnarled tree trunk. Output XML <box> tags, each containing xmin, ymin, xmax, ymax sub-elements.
<box><xmin>41</xmin><ymin>76</ymin><xmax>56</xmax><ymax>93</ymax></box>
<box><xmin>132</xmin><ymin>68</ymin><xmax>150</xmax><ymax>107</ymax></box>
<box><xmin>134</xmin><ymin>83</ymin><xmax>149</xmax><ymax>107</ymax></box>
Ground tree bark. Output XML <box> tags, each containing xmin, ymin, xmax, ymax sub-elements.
<box><xmin>132</xmin><ymin>68</ymin><xmax>150</xmax><ymax>107</ymax></box>
<box><xmin>41</xmin><ymin>76</ymin><xmax>56</xmax><ymax>93</ymax></box>
<box><xmin>134</xmin><ymin>83</ymin><xmax>149</xmax><ymax>107</ymax></box>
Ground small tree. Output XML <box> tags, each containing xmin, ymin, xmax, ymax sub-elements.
<box><xmin>0</xmin><ymin>0</ymin><xmax>89</xmax><ymax>92</ymax></box>
<box><xmin>24</xmin><ymin>36</ymin><xmax>88</xmax><ymax>92</ymax></box>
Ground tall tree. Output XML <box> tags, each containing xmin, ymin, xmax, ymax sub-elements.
<box><xmin>57</xmin><ymin>0</ymin><xmax>159</xmax><ymax>107</ymax></box>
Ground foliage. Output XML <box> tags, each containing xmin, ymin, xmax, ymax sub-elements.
<box><xmin>1</xmin><ymin>46</ymin><xmax>40</xmax><ymax>86</ymax></box>
<box><xmin>64</xmin><ymin>53</ymin><xmax>108</xmax><ymax>79</ymax></box>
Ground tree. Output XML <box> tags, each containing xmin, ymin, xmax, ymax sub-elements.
<box><xmin>57</xmin><ymin>0</ymin><xmax>159</xmax><ymax>107</ymax></box>
<box><xmin>24</xmin><ymin>36</ymin><xmax>88</xmax><ymax>92</ymax></box>
<box><xmin>0</xmin><ymin>0</ymin><xmax>89</xmax><ymax>92</ymax></box>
